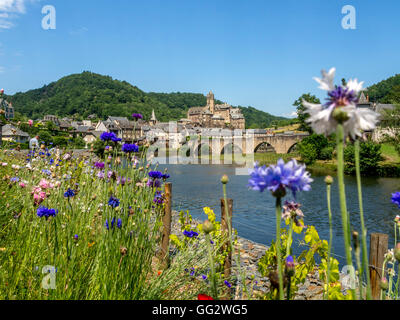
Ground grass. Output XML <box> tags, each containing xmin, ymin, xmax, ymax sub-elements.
<box><xmin>380</xmin><ymin>143</ymin><xmax>400</xmax><ymax>163</ymax></box>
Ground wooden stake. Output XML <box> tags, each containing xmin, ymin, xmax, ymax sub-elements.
<box><xmin>221</xmin><ymin>198</ymin><xmax>233</xmax><ymax>280</ymax></box>
<box><xmin>369</xmin><ymin>233</ymin><xmax>388</xmax><ymax>300</ymax></box>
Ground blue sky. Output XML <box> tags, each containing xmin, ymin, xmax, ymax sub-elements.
<box><xmin>1</xmin><ymin>0</ymin><xmax>400</xmax><ymax>117</ymax></box>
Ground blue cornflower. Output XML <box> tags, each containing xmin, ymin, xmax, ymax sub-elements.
<box><xmin>105</xmin><ymin>218</ymin><xmax>116</xmax><ymax>230</ymax></box>
<box><xmin>37</xmin><ymin>206</ymin><xmax>58</xmax><ymax>218</ymax></box>
<box><xmin>100</xmin><ymin>132</ymin><xmax>119</xmax><ymax>142</ymax></box>
<box><xmin>122</xmin><ymin>144</ymin><xmax>139</xmax><ymax>153</ymax></box>
<box><xmin>74</xmin><ymin>234</ymin><xmax>79</xmax><ymax>241</ymax></box>
<box><xmin>117</xmin><ymin>218</ymin><xmax>122</xmax><ymax>229</ymax></box>
<box><xmin>10</xmin><ymin>177</ymin><xmax>19</xmax><ymax>183</ymax></box>
<box><xmin>49</xmin><ymin>159</ymin><xmax>54</xmax><ymax>165</ymax></box>
<box><xmin>224</xmin><ymin>280</ymin><xmax>232</xmax><ymax>288</ymax></box>
<box><xmin>392</xmin><ymin>192</ymin><xmax>400</xmax><ymax>209</ymax></box>
<box><xmin>64</xmin><ymin>188</ymin><xmax>75</xmax><ymax>198</ymax></box>
<box><xmin>162</xmin><ymin>174</ymin><xmax>170</xmax><ymax>180</ymax></box>
<box><xmin>153</xmin><ymin>191</ymin><xmax>164</xmax><ymax>205</ymax></box>
<box><xmin>248</xmin><ymin>159</ymin><xmax>313</xmax><ymax>197</ymax></box>
<box><xmin>190</xmin><ymin>268</ymin><xmax>195</xmax><ymax>276</ymax></box>
<box><xmin>148</xmin><ymin>171</ymin><xmax>163</xmax><ymax>179</ymax></box>
<box><xmin>42</xmin><ymin>169</ymin><xmax>51</xmax><ymax>176</ymax></box>
<box><xmin>132</xmin><ymin>113</ymin><xmax>143</xmax><ymax>120</ymax></box>
<box><xmin>108</xmin><ymin>196</ymin><xmax>120</xmax><ymax>208</ymax></box>
<box><xmin>183</xmin><ymin>230</ymin><xmax>199</xmax><ymax>238</ymax></box>
<box><xmin>202</xmin><ymin>274</ymin><xmax>207</xmax><ymax>280</ymax></box>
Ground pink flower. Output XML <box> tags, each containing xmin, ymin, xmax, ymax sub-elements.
<box><xmin>19</xmin><ymin>182</ymin><xmax>26</xmax><ymax>188</ymax></box>
<box><xmin>28</xmin><ymin>120</ymin><xmax>33</xmax><ymax>127</ymax></box>
<box><xmin>39</xmin><ymin>179</ymin><xmax>54</xmax><ymax>189</ymax></box>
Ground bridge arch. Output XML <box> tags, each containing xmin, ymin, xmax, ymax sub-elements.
<box><xmin>254</xmin><ymin>142</ymin><xmax>277</xmax><ymax>154</ymax></box>
<box><xmin>287</xmin><ymin>143</ymin><xmax>298</xmax><ymax>154</ymax></box>
<box><xmin>220</xmin><ymin>143</ymin><xmax>243</xmax><ymax>155</ymax></box>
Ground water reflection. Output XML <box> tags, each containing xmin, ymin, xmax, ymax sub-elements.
<box><xmin>153</xmin><ymin>158</ymin><xmax>400</xmax><ymax>266</ymax></box>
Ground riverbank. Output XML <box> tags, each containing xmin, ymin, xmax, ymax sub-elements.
<box><xmin>169</xmin><ymin>210</ymin><xmax>327</xmax><ymax>300</ymax></box>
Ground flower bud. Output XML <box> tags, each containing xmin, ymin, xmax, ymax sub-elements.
<box><xmin>352</xmin><ymin>231</ymin><xmax>359</xmax><ymax>250</ymax></box>
<box><xmin>332</xmin><ymin>108</ymin><xmax>349</xmax><ymax>123</ymax></box>
<box><xmin>395</xmin><ymin>243</ymin><xmax>400</xmax><ymax>263</ymax></box>
<box><xmin>380</xmin><ymin>277</ymin><xmax>389</xmax><ymax>290</ymax></box>
<box><xmin>120</xmin><ymin>247</ymin><xmax>128</xmax><ymax>256</ymax></box>
<box><xmin>285</xmin><ymin>255</ymin><xmax>295</xmax><ymax>277</ymax></box>
<box><xmin>324</xmin><ymin>175</ymin><xmax>333</xmax><ymax>185</ymax></box>
<box><xmin>203</xmin><ymin>220</ymin><xmax>215</xmax><ymax>234</ymax></box>
<box><xmin>272</xmin><ymin>185</ymin><xmax>286</xmax><ymax>198</ymax></box>
<box><xmin>221</xmin><ymin>175</ymin><xmax>229</xmax><ymax>185</ymax></box>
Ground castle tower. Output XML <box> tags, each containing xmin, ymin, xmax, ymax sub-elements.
<box><xmin>207</xmin><ymin>91</ymin><xmax>215</xmax><ymax>114</ymax></box>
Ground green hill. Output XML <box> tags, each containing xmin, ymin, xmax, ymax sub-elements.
<box><xmin>367</xmin><ymin>74</ymin><xmax>400</xmax><ymax>104</ymax></box>
<box><xmin>6</xmin><ymin>71</ymin><xmax>287</xmax><ymax>128</ymax></box>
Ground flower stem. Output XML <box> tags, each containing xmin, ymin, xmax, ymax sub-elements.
<box><xmin>336</xmin><ymin>124</ymin><xmax>355</xmax><ymax>298</ymax></box>
<box><xmin>275</xmin><ymin>196</ymin><xmax>284</xmax><ymax>300</ymax></box>
<box><xmin>206</xmin><ymin>233</ymin><xmax>218</xmax><ymax>299</ymax></box>
<box><xmin>286</xmin><ymin>276</ymin><xmax>291</xmax><ymax>300</ymax></box>
<box><xmin>325</xmin><ymin>183</ymin><xmax>333</xmax><ymax>300</ymax></box>
<box><xmin>286</xmin><ymin>219</ymin><xmax>293</xmax><ymax>258</ymax></box>
<box><xmin>355</xmin><ymin>140</ymin><xmax>372</xmax><ymax>300</ymax></box>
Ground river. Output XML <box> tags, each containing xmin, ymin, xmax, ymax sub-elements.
<box><xmin>154</xmin><ymin>158</ymin><xmax>400</xmax><ymax>266</ymax></box>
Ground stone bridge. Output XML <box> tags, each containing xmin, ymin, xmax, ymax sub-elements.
<box><xmin>185</xmin><ymin>131</ymin><xmax>309</xmax><ymax>155</ymax></box>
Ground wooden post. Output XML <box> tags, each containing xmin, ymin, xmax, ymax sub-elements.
<box><xmin>369</xmin><ymin>233</ymin><xmax>388</xmax><ymax>300</ymax></box>
<box><xmin>159</xmin><ymin>183</ymin><xmax>172</xmax><ymax>268</ymax></box>
<box><xmin>221</xmin><ymin>198</ymin><xmax>233</xmax><ymax>280</ymax></box>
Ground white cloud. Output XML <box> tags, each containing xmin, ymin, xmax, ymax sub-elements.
<box><xmin>0</xmin><ymin>0</ymin><xmax>37</xmax><ymax>29</ymax></box>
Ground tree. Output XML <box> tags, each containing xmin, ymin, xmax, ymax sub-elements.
<box><xmin>293</xmin><ymin>93</ymin><xmax>321</xmax><ymax>133</ymax></box>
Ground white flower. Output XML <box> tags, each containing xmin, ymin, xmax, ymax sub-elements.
<box><xmin>303</xmin><ymin>68</ymin><xmax>380</xmax><ymax>139</ymax></box>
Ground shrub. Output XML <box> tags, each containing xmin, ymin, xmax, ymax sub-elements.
<box><xmin>344</xmin><ymin>141</ymin><xmax>382</xmax><ymax>175</ymax></box>
<box><xmin>319</xmin><ymin>147</ymin><xmax>334</xmax><ymax>161</ymax></box>
<box><xmin>298</xmin><ymin>142</ymin><xmax>318</xmax><ymax>165</ymax></box>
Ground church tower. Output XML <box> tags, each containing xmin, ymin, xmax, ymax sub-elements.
<box><xmin>150</xmin><ymin>109</ymin><xmax>158</xmax><ymax>126</ymax></box>
<box><xmin>207</xmin><ymin>91</ymin><xmax>215</xmax><ymax>114</ymax></box>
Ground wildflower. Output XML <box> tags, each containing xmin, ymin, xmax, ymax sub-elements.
<box><xmin>19</xmin><ymin>182</ymin><xmax>26</xmax><ymax>188</ymax></box>
<box><xmin>285</xmin><ymin>255</ymin><xmax>295</xmax><ymax>277</ymax></box>
<box><xmin>183</xmin><ymin>230</ymin><xmax>199</xmax><ymax>238</ymax></box>
<box><xmin>148</xmin><ymin>171</ymin><xmax>163</xmax><ymax>179</ymax></box>
<box><xmin>37</xmin><ymin>206</ymin><xmax>58</xmax><ymax>218</ymax></box>
<box><xmin>248</xmin><ymin>159</ymin><xmax>313</xmax><ymax>197</ymax></box>
<box><xmin>74</xmin><ymin>234</ymin><xmax>79</xmax><ymax>241</ymax></box>
<box><xmin>224</xmin><ymin>280</ymin><xmax>232</xmax><ymax>288</ymax></box>
<box><xmin>132</xmin><ymin>113</ymin><xmax>143</xmax><ymax>120</ymax></box>
<box><xmin>162</xmin><ymin>174</ymin><xmax>170</xmax><ymax>180</ymax></box>
<box><xmin>117</xmin><ymin>176</ymin><xmax>126</xmax><ymax>186</ymax></box>
<box><xmin>380</xmin><ymin>277</ymin><xmax>389</xmax><ymax>290</ymax></box>
<box><xmin>282</xmin><ymin>201</ymin><xmax>304</xmax><ymax>221</ymax></box>
<box><xmin>153</xmin><ymin>191</ymin><xmax>164</xmax><ymax>205</ymax></box>
<box><xmin>147</xmin><ymin>178</ymin><xmax>161</xmax><ymax>188</ymax></box>
<box><xmin>39</xmin><ymin>179</ymin><xmax>54</xmax><ymax>189</ymax></box>
<box><xmin>202</xmin><ymin>274</ymin><xmax>207</xmax><ymax>280</ymax></box>
<box><xmin>105</xmin><ymin>218</ymin><xmax>116</xmax><ymax>230</ymax></box>
<box><xmin>108</xmin><ymin>196</ymin><xmax>120</xmax><ymax>208</ymax></box>
<box><xmin>100</xmin><ymin>132</ymin><xmax>117</xmax><ymax>142</ymax></box>
<box><xmin>94</xmin><ymin>162</ymin><xmax>105</xmax><ymax>169</ymax></box>
<box><xmin>97</xmin><ymin>170</ymin><xmax>105</xmax><ymax>179</ymax></box>
<box><xmin>64</xmin><ymin>188</ymin><xmax>75</xmax><ymax>198</ymax></box>
<box><xmin>117</xmin><ymin>218</ymin><xmax>122</xmax><ymax>229</ymax></box>
<box><xmin>302</xmin><ymin>68</ymin><xmax>379</xmax><ymax>139</ymax></box>
<box><xmin>122</xmin><ymin>144</ymin><xmax>139</xmax><ymax>153</ymax></box>
<box><xmin>190</xmin><ymin>268</ymin><xmax>195</xmax><ymax>276</ymax></box>
<box><xmin>198</xmin><ymin>294</ymin><xmax>214</xmax><ymax>300</ymax></box>
<box><xmin>391</xmin><ymin>192</ymin><xmax>400</xmax><ymax>209</ymax></box>
<box><xmin>10</xmin><ymin>177</ymin><xmax>19</xmax><ymax>183</ymax></box>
